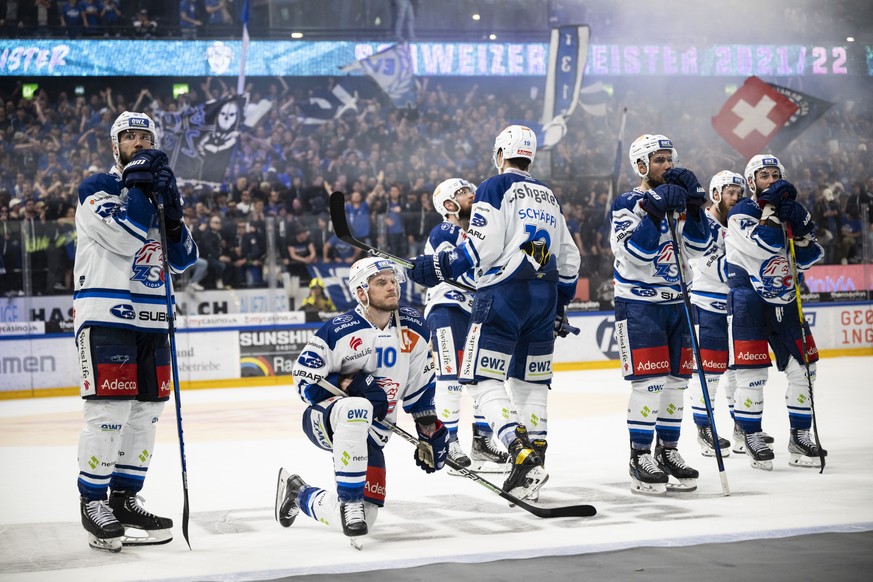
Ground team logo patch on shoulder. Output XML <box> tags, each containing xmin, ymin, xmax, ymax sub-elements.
<box><xmin>297</xmin><ymin>350</ymin><xmax>325</xmax><ymax>369</ymax></box>
<box><xmin>332</xmin><ymin>314</ymin><xmax>354</xmax><ymax>324</ymax></box>
<box><xmin>470</xmin><ymin>214</ymin><xmax>487</xmax><ymax>228</ymax></box>
<box><xmin>109</xmin><ymin>304</ymin><xmax>136</xmax><ymax>320</ymax></box>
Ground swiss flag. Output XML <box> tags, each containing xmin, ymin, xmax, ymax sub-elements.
<box><xmin>711</xmin><ymin>76</ymin><xmax>798</xmax><ymax>159</ymax></box>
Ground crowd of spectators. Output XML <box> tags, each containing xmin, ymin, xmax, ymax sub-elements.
<box><xmin>1</xmin><ymin>72</ymin><xmax>872</xmax><ymax>299</ymax></box>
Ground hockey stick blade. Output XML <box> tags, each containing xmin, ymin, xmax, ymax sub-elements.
<box><xmin>328</xmin><ymin>191</ymin><xmax>476</xmax><ymax>293</ymax></box>
<box><xmin>382</xmin><ymin>421</ymin><xmax>596</xmax><ymax>518</ymax></box>
<box><xmin>314</xmin><ymin>379</ymin><xmax>594</xmax><ymax>517</ymax></box>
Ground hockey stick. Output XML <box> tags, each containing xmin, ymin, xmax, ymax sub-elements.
<box><xmin>328</xmin><ymin>190</ymin><xmax>476</xmax><ymax>293</ymax></box>
<box><xmin>155</xmin><ymin>194</ymin><xmax>192</xmax><ymax>549</ymax></box>
<box><xmin>666</xmin><ymin>213</ymin><xmax>730</xmax><ymax>496</ymax></box>
<box><xmin>315</xmin><ymin>379</ymin><xmax>596</xmax><ymax>518</ymax></box>
<box><xmin>784</xmin><ymin>223</ymin><xmax>825</xmax><ymax>473</ymax></box>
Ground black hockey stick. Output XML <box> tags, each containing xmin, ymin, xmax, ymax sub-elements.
<box><xmin>328</xmin><ymin>190</ymin><xmax>476</xmax><ymax>293</ymax></box>
<box><xmin>667</xmin><ymin>213</ymin><xmax>730</xmax><ymax>496</ymax></box>
<box><xmin>155</xmin><ymin>193</ymin><xmax>192</xmax><ymax>549</ymax></box>
<box><xmin>784</xmin><ymin>223</ymin><xmax>825</xmax><ymax>472</ymax></box>
<box><xmin>316</xmin><ymin>378</ymin><xmax>595</xmax><ymax>518</ymax></box>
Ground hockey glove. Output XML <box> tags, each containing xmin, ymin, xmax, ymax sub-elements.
<box><xmin>553</xmin><ymin>291</ymin><xmax>579</xmax><ymax>338</ymax></box>
<box><xmin>641</xmin><ymin>185</ymin><xmax>686</xmax><ymax>222</ymax></box>
<box><xmin>408</xmin><ymin>251</ymin><xmax>452</xmax><ymax>288</ymax></box>
<box><xmin>664</xmin><ymin>168</ymin><xmax>706</xmax><ymax>207</ymax></box>
<box><xmin>757</xmin><ymin>179</ymin><xmax>797</xmax><ymax>208</ymax></box>
<box><xmin>777</xmin><ymin>199</ymin><xmax>815</xmax><ymax>237</ymax></box>
<box><xmin>154</xmin><ymin>167</ymin><xmax>184</xmax><ymax>223</ymax></box>
<box><xmin>345</xmin><ymin>371</ymin><xmax>388</xmax><ymax>421</ymax></box>
<box><xmin>122</xmin><ymin>149</ymin><xmax>168</xmax><ymax>192</ymax></box>
<box><xmin>413</xmin><ymin>417</ymin><xmax>448</xmax><ymax>473</ymax></box>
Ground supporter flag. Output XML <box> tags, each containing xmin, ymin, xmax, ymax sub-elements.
<box><xmin>340</xmin><ymin>43</ymin><xmax>416</xmax><ymax>109</ymax></box>
<box><xmin>299</xmin><ymin>84</ymin><xmax>358</xmax><ymax>126</ymax></box>
<box><xmin>237</xmin><ymin>0</ymin><xmax>250</xmax><ymax>95</ymax></box>
<box><xmin>765</xmin><ymin>82</ymin><xmax>834</xmax><ymax>152</ymax></box>
<box><xmin>578</xmin><ymin>81</ymin><xmax>609</xmax><ymax>117</ymax></box>
<box><xmin>156</xmin><ymin>95</ymin><xmax>246</xmax><ymax>185</ymax></box>
<box><xmin>711</xmin><ymin>76</ymin><xmax>798</xmax><ymax>159</ymax></box>
<box><xmin>539</xmin><ymin>25</ymin><xmax>590</xmax><ymax>150</ymax></box>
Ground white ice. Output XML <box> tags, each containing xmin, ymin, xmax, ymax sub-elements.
<box><xmin>1</xmin><ymin>357</ymin><xmax>872</xmax><ymax>582</ymax></box>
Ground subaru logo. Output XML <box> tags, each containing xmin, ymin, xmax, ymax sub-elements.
<box><xmin>110</xmin><ymin>304</ymin><xmax>136</xmax><ymax>320</ymax></box>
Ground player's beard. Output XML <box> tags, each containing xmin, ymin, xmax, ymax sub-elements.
<box><xmin>368</xmin><ymin>293</ymin><xmax>399</xmax><ymax>314</ymax></box>
<box><xmin>458</xmin><ymin>205</ymin><xmax>471</xmax><ymax>220</ymax></box>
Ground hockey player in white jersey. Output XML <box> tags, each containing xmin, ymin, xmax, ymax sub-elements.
<box><xmin>407</xmin><ymin>125</ymin><xmax>581</xmax><ymax>501</ymax></box>
<box><xmin>687</xmin><ymin>171</ymin><xmax>746</xmax><ymax>458</ymax></box>
<box><xmin>277</xmin><ymin>257</ymin><xmax>447</xmax><ymax>543</ymax></box>
<box><xmin>74</xmin><ymin>111</ymin><xmax>198</xmax><ymax>551</ymax></box>
<box><xmin>725</xmin><ymin>155</ymin><xmax>826</xmax><ymax>470</ymax></box>
<box><xmin>611</xmin><ymin>134</ymin><xmax>712</xmax><ymax>495</ymax></box>
<box><xmin>424</xmin><ymin>178</ymin><xmax>509</xmax><ymax>473</ymax></box>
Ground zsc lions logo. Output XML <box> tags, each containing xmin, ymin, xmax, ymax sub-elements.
<box><xmin>110</xmin><ymin>304</ymin><xmax>136</xmax><ymax>320</ymax></box>
<box><xmin>652</xmin><ymin>241</ymin><xmax>679</xmax><ymax>282</ymax></box>
<box><xmin>759</xmin><ymin>256</ymin><xmax>792</xmax><ymax>298</ymax></box>
<box><xmin>130</xmin><ymin>241</ymin><xmax>165</xmax><ymax>288</ymax></box>
<box><xmin>297</xmin><ymin>351</ymin><xmax>325</xmax><ymax>369</ymax></box>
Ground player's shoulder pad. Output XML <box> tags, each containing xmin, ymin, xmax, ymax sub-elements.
<box><xmin>397</xmin><ymin>306</ymin><xmax>427</xmax><ymax>334</ymax></box>
<box><xmin>431</xmin><ymin>221</ymin><xmax>462</xmax><ymax>243</ymax></box>
<box><xmin>728</xmin><ymin>198</ymin><xmax>761</xmax><ymax>220</ymax></box>
<box><xmin>475</xmin><ymin>173</ymin><xmax>520</xmax><ymax>210</ymax></box>
<box><xmin>78</xmin><ymin>172</ymin><xmax>121</xmax><ymax>204</ymax></box>
<box><xmin>613</xmin><ymin>189</ymin><xmax>643</xmax><ymax>213</ymax></box>
<box><xmin>317</xmin><ymin>310</ymin><xmax>370</xmax><ymax>348</ymax></box>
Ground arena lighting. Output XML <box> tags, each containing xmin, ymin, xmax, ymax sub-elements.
<box><xmin>846</xmin><ymin>36</ymin><xmax>855</xmax><ymax>42</ymax></box>
<box><xmin>472</xmin><ymin>14</ymin><xmax>480</xmax><ymax>21</ymax></box>
<box><xmin>291</xmin><ymin>32</ymin><xmax>303</xmax><ymax>39</ymax></box>
<box><xmin>489</xmin><ymin>34</ymin><xmax>497</xmax><ymax>40</ymax></box>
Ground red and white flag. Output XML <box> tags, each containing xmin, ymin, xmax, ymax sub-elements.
<box><xmin>711</xmin><ymin>76</ymin><xmax>798</xmax><ymax>159</ymax></box>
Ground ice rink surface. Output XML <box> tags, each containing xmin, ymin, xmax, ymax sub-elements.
<box><xmin>1</xmin><ymin>356</ymin><xmax>871</xmax><ymax>582</ymax></box>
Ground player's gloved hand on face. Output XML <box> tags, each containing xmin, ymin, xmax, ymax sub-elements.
<box><xmin>756</xmin><ymin>179</ymin><xmax>797</xmax><ymax>208</ymax></box>
<box><xmin>413</xmin><ymin>418</ymin><xmax>448</xmax><ymax>473</ymax></box>
<box><xmin>642</xmin><ymin>185</ymin><xmax>686</xmax><ymax>221</ymax></box>
<box><xmin>154</xmin><ymin>167</ymin><xmax>183</xmax><ymax>223</ymax></box>
<box><xmin>122</xmin><ymin>149</ymin><xmax>168</xmax><ymax>192</ymax></box>
<box><xmin>663</xmin><ymin>168</ymin><xmax>706</xmax><ymax>207</ymax></box>
<box><xmin>345</xmin><ymin>371</ymin><xmax>388</xmax><ymax>421</ymax></box>
<box><xmin>408</xmin><ymin>251</ymin><xmax>453</xmax><ymax>288</ymax></box>
<box><xmin>777</xmin><ymin>199</ymin><xmax>815</xmax><ymax>237</ymax></box>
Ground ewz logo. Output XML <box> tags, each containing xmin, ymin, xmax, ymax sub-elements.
<box><xmin>130</xmin><ymin>241</ymin><xmax>165</xmax><ymax>288</ymax></box>
<box><xmin>347</xmin><ymin>408</ymin><xmax>369</xmax><ymax>420</ymax></box>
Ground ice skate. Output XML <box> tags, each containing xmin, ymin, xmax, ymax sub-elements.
<box><xmin>696</xmin><ymin>424</ymin><xmax>730</xmax><ymax>458</ymax></box>
<box><xmin>502</xmin><ymin>426</ymin><xmax>548</xmax><ymax>501</ymax></box>
<box><xmin>447</xmin><ymin>440</ymin><xmax>471</xmax><ymax>468</ymax></box>
<box><xmin>275</xmin><ymin>468</ymin><xmax>307</xmax><ymax>527</ymax></box>
<box><xmin>788</xmin><ymin>428</ymin><xmax>828</xmax><ymax>468</ymax></box>
<box><xmin>467</xmin><ymin>424</ymin><xmax>509</xmax><ymax>474</ymax></box>
<box><xmin>629</xmin><ymin>448</ymin><xmax>668</xmax><ymax>496</ymax></box>
<box><xmin>108</xmin><ymin>490</ymin><xmax>173</xmax><ymax>546</ymax></box>
<box><xmin>526</xmin><ymin>439</ymin><xmax>548</xmax><ymax>501</ymax></box>
<box><xmin>655</xmin><ymin>443</ymin><xmax>699</xmax><ymax>492</ymax></box>
<box><xmin>339</xmin><ymin>499</ymin><xmax>368</xmax><ymax>540</ymax></box>
<box><xmin>81</xmin><ymin>497</ymin><xmax>124</xmax><ymax>552</ymax></box>
<box><xmin>732</xmin><ymin>422</ymin><xmax>773</xmax><ymax>454</ymax></box>
<box><xmin>743</xmin><ymin>430</ymin><xmax>775</xmax><ymax>471</ymax></box>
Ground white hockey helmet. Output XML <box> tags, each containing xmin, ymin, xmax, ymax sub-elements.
<box><xmin>348</xmin><ymin>257</ymin><xmax>406</xmax><ymax>306</ymax></box>
<box><xmin>709</xmin><ymin>170</ymin><xmax>746</xmax><ymax>203</ymax></box>
<box><xmin>433</xmin><ymin>178</ymin><xmax>475</xmax><ymax>219</ymax></box>
<box><xmin>110</xmin><ymin>111</ymin><xmax>158</xmax><ymax>168</ymax></box>
<box><xmin>492</xmin><ymin>125</ymin><xmax>537</xmax><ymax>171</ymax></box>
<box><xmin>628</xmin><ymin>134</ymin><xmax>677</xmax><ymax>178</ymax></box>
<box><xmin>744</xmin><ymin>154</ymin><xmax>785</xmax><ymax>195</ymax></box>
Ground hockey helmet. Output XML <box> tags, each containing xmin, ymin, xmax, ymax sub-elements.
<box><xmin>709</xmin><ymin>170</ymin><xmax>745</xmax><ymax>203</ymax></box>
<box><xmin>347</xmin><ymin>257</ymin><xmax>405</xmax><ymax>306</ymax></box>
<box><xmin>433</xmin><ymin>178</ymin><xmax>475</xmax><ymax>219</ymax></box>
<box><xmin>492</xmin><ymin>125</ymin><xmax>537</xmax><ymax>171</ymax></box>
<box><xmin>110</xmin><ymin>111</ymin><xmax>158</xmax><ymax>168</ymax></box>
<box><xmin>744</xmin><ymin>154</ymin><xmax>785</xmax><ymax>195</ymax></box>
<box><xmin>628</xmin><ymin>134</ymin><xmax>677</xmax><ymax>179</ymax></box>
